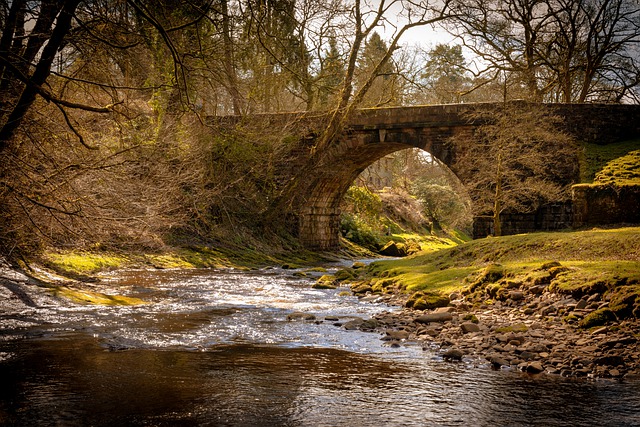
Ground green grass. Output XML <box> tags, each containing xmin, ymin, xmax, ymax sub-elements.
<box><xmin>364</xmin><ymin>227</ymin><xmax>640</xmax><ymax>297</ymax></box>
<box><xmin>593</xmin><ymin>150</ymin><xmax>640</xmax><ymax>185</ymax></box>
<box><xmin>581</xmin><ymin>138</ymin><xmax>640</xmax><ymax>183</ymax></box>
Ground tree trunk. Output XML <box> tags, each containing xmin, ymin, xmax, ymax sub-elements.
<box><xmin>493</xmin><ymin>153</ymin><xmax>503</xmax><ymax>237</ymax></box>
<box><xmin>221</xmin><ymin>0</ymin><xmax>243</xmax><ymax>115</ymax></box>
<box><xmin>0</xmin><ymin>0</ymin><xmax>81</xmax><ymax>154</ymax></box>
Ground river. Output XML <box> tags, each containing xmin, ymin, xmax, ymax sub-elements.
<box><xmin>1</xmin><ymin>267</ymin><xmax>639</xmax><ymax>426</ymax></box>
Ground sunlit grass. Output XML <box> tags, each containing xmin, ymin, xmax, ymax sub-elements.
<box><xmin>50</xmin><ymin>286</ymin><xmax>145</xmax><ymax>306</ymax></box>
<box><xmin>581</xmin><ymin>138</ymin><xmax>640</xmax><ymax>183</ymax></box>
<box><xmin>365</xmin><ymin>227</ymin><xmax>640</xmax><ymax>295</ymax></box>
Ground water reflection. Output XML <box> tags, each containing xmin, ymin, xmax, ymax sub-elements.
<box><xmin>1</xmin><ymin>267</ymin><xmax>639</xmax><ymax>426</ymax></box>
<box><xmin>1</xmin><ymin>334</ymin><xmax>639</xmax><ymax>426</ymax></box>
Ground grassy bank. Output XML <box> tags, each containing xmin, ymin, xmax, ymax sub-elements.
<box><xmin>344</xmin><ymin>227</ymin><xmax>640</xmax><ymax>324</ymax></box>
<box><xmin>38</xmin><ymin>243</ymin><xmax>349</xmax><ymax>279</ymax></box>
<box><xmin>19</xmin><ymin>241</ymin><xmax>356</xmax><ymax>306</ymax></box>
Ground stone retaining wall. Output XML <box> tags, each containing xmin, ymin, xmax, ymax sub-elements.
<box><xmin>572</xmin><ymin>184</ymin><xmax>640</xmax><ymax>227</ymax></box>
<box><xmin>473</xmin><ymin>203</ymin><xmax>573</xmax><ymax>238</ymax></box>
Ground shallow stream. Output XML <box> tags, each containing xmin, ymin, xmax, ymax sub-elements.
<box><xmin>1</xmin><ymin>267</ymin><xmax>639</xmax><ymax>426</ymax></box>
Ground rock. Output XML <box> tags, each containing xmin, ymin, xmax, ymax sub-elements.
<box><xmin>529</xmin><ymin>285</ymin><xmax>546</xmax><ymax>295</ymax></box>
<box><xmin>406</xmin><ymin>291</ymin><xmax>450</xmax><ymax>311</ymax></box>
<box><xmin>424</xmin><ymin>327</ymin><xmax>440</xmax><ymax>337</ymax></box>
<box><xmin>379</xmin><ymin>241</ymin><xmax>408</xmax><ymax>257</ymax></box>
<box><xmin>414</xmin><ymin>312</ymin><xmax>454</xmax><ymax>324</ymax></box>
<box><xmin>384</xmin><ymin>330</ymin><xmax>410</xmax><ymax>340</ymax></box>
<box><xmin>460</xmin><ymin>322</ymin><xmax>481</xmax><ymax>333</ymax></box>
<box><xmin>351</xmin><ymin>282</ymin><xmax>372</xmax><ymax>294</ymax></box>
<box><xmin>489</xmin><ymin>355</ymin><xmax>510</xmax><ymax>368</ymax></box>
<box><xmin>352</xmin><ymin>261</ymin><xmax>366</xmax><ymax>269</ymax></box>
<box><xmin>509</xmin><ymin>291</ymin><xmax>525</xmax><ymax>301</ymax></box>
<box><xmin>526</xmin><ymin>361</ymin><xmax>545</xmax><ymax>374</ymax></box>
<box><xmin>609</xmin><ymin>368</ymin><xmax>622</xmax><ymax>377</ymax></box>
<box><xmin>519</xmin><ymin>351</ymin><xmax>536</xmax><ymax>361</ymax></box>
<box><xmin>333</xmin><ymin>268</ymin><xmax>355</xmax><ymax>281</ymax></box>
<box><xmin>360</xmin><ymin>318</ymin><xmax>379</xmax><ymax>330</ymax></box>
<box><xmin>287</xmin><ymin>312</ymin><xmax>316</xmax><ymax>322</ymax></box>
<box><xmin>342</xmin><ymin>318</ymin><xmax>365</xmax><ymax>330</ymax></box>
<box><xmin>313</xmin><ymin>275</ymin><xmax>338</xmax><ymax>289</ymax></box>
<box><xmin>587</xmin><ymin>293</ymin><xmax>601</xmax><ymax>303</ymax></box>
<box><xmin>591</xmin><ymin>326</ymin><xmax>608</xmax><ymax>335</ymax></box>
<box><xmin>594</xmin><ymin>355</ymin><xmax>625</xmax><ymax>366</ymax></box>
<box><xmin>579</xmin><ymin>308</ymin><xmax>617</xmax><ymax>328</ymax></box>
<box><xmin>576</xmin><ymin>299</ymin><xmax>588</xmax><ymax>310</ymax></box>
<box><xmin>442</xmin><ymin>348</ymin><xmax>464</xmax><ymax>361</ymax></box>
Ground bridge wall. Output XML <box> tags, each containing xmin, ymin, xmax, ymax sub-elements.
<box><xmin>209</xmin><ymin>103</ymin><xmax>640</xmax><ymax>250</ymax></box>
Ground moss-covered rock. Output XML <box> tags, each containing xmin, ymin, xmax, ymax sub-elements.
<box><xmin>350</xmin><ymin>281</ymin><xmax>373</xmax><ymax>295</ymax></box>
<box><xmin>51</xmin><ymin>286</ymin><xmax>144</xmax><ymax>306</ymax></box>
<box><xmin>579</xmin><ymin>308</ymin><xmax>617</xmax><ymax>328</ymax></box>
<box><xmin>370</xmin><ymin>278</ymin><xmax>396</xmax><ymax>294</ymax></box>
<box><xmin>405</xmin><ymin>291</ymin><xmax>450</xmax><ymax>310</ymax></box>
<box><xmin>462</xmin><ymin>313</ymin><xmax>479</xmax><ymax>323</ymax></box>
<box><xmin>608</xmin><ymin>286</ymin><xmax>640</xmax><ymax>319</ymax></box>
<box><xmin>334</xmin><ymin>268</ymin><xmax>356</xmax><ymax>282</ymax></box>
<box><xmin>313</xmin><ymin>275</ymin><xmax>338</xmax><ymax>289</ymax></box>
<box><xmin>379</xmin><ymin>241</ymin><xmax>408</xmax><ymax>257</ymax></box>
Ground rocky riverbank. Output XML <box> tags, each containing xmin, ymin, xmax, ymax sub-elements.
<box><xmin>344</xmin><ymin>279</ymin><xmax>640</xmax><ymax>380</ymax></box>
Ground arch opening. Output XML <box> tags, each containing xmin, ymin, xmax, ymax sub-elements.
<box><xmin>298</xmin><ymin>141</ymin><xmax>472</xmax><ymax>251</ymax></box>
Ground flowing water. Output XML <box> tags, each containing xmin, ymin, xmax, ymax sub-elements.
<box><xmin>1</xmin><ymin>267</ymin><xmax>639</xmax><ymax>426</ymax></box>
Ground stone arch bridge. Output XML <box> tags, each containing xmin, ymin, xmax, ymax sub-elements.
<box><xmin>210</xmin><ymin>102</ymin><xmax>640</xmax><ymax>250</ymax></box>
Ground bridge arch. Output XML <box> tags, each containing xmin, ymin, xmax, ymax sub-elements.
<box><xmin>298</xmin><ymin>129</ymin><xmax>461</xmax><ymax>250</ymax></box>
<box><xmin>210</xmin><ymin>102</ymin><xmax>640</xmax><ymax>250</ymax></box>
<box><xmin>294</xmin><ymin>102</ymin><xmax>640</xmax><ymax>250</ymax></box>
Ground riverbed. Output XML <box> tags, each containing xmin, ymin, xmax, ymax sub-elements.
<box><xmin>1</xmin><ymin>267</ymin><xmax>639</xmax><ymax>426</ymax></box>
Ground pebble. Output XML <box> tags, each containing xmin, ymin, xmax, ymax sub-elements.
<box><xmin>414</xmin><ymin>312</ymin><xmax>454</xmax><ymax>324</ymax></box>
<box><xmin>352</xmin><ymin>284</ymin><xmax>640</xmax><ymax>380</ymax></box>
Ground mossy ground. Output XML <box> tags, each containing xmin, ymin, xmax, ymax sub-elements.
<box><xmin>36</xmin><ymin>243</ymin><xmax>343</xmax><ymax>306</ymax></box>
<box><xmin>347</xmin><ymin>228</ymin><xmax>640</xmax><ymax>323</ymax></box>
<box><xmin>593</xmin><ymin>150</ymin><xmax>640</xmax><ymax>185</ymax></box>
<box><xmin>581</xmin><ymin>138</ymin><xmax>640</xmax><ymax>183</ymax></box>
<box><xmin>41</xmin><ymin>244</ymin><xmax>340</xmax><ymax>277</ymax></box>
<box><xmin>50</xmin><ymin>286</ymin><xmax>145</xmax><ymax>306</ymax></box>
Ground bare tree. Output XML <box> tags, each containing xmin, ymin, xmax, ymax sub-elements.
<box><xmin>446</xmin><ymin>0</ymin><xmax>640</xmax><ymax>103</ymax></box>
<box><xmin>314</xmin><ymin>0</ymin><xmax>454</xmax><ymax>152</ymax></box>
<box><xmin>449</xmin><ymin>102</ymin><xmax>578</xmax><ymax>236</ymax></box>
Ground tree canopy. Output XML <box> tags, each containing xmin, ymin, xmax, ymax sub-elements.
<box><xmin>0</xmin><ymin>0</ymin><xmax>638</xmax><ymax>255</ymax></box>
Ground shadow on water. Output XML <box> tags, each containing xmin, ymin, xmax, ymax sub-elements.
<box><xmin>1</xmin><ymin>268</ymin><xmax>639</xmax><ymax>426</ymax></box>
<box><xmin>1</xmin><ymin>333</ymin><xmax>639</xmax><ymax>427</ymax></box>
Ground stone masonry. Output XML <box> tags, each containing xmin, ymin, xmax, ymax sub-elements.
<box><xmin>210</xmin><ymin>102</ymin><xmax>640</xmax><ymax>250</ymax></box>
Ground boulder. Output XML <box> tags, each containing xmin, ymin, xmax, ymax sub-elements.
<box><xmin>384</xmin><ymin>330</ymin><xmax>411</xmax><ymax>340</ymax></box>
<box><xmin>489</xmin><ymin>355</ymin><xmax>511</xmax><ymax>368</ymax></box>
<box><xmin>379</xmin><ymin>241</ymin><xmax>408</xmax><ymax>257</ymax></box>
<box><xmin>406</xmin><ymin>291</ymin><xmax>450</xmax><ymax>310</ymax></box>
<box><xmin>442</xmin><ymin>348</ymin><xmax>464</xmax><ymax>361</ymax></box>
<box><xmin>509</xmin><ymin>291</ymin><xmax>525</xmax><ymax>301</ymax></box>
<box><xmin>526</xmin><ymin>361</ymin><xmax>545</xmax><ymax>374</ymax></box>
<box><xmin>350</xmin><ymin>282</ymin><xmax>372</xmax><ymax>294</ymax></box>
<box><xmin>313</xmin><ymin>275</ymin><xmax>338</xmax><ymax>289</ymax></box>
<box><xmin>343</xmin><ymin>318</ymin><xmax>365</xmax><ymax>330</ymax></box>
<box><xmin>287</xmin><ymin>312</ymin><xmax>316</xmax><ymax>322</ymax></box>
<box><xmin>415</xmin><ymin>312</ymin><xmax>454</xmax><ymax>324</ymax></box>
<box><xmin>460</xmin><ymin>322</ymin><xmax>481</xmax><ymax>333</ymax></box>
